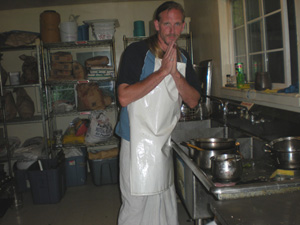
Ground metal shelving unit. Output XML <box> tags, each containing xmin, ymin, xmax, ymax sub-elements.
<box><xmin>0</xmin><ymin>39</ymin><xmax>48</xmax><ymax>176</ymax></box>
<box><xmin>42</xmin><ymin>39</ymin><xmax>119</xmax><ymax>153</ymax></box>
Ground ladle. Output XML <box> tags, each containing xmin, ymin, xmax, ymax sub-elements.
<box><xmin>181</xmin><ymin>142</ymin><xmax>204</xmax><ymax>151</ymax></box>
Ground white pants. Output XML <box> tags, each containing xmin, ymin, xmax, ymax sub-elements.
<box><xmin>118</xmin><ymin>139</ymin><xmax>179</xmax><ymax>225</ymax></box>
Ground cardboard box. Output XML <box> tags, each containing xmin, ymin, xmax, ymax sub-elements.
<box><xmin>51</xmin><ymin>62</ymin><xmax>73</xmax><ymax>71</ymax></box>
<box><xmin>51</xmin><ymin>52</ymin><xmax>73</xmax><ymax>63</ymax></box>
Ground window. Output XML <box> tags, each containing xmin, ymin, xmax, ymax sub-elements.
<box><xmin>231</xmin><ymin>0</ymin><xmax>298</xmax><ymax>89</ymax></box>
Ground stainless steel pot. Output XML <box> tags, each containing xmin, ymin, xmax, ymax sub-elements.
<box><xmin>191</xmin><ymin>138</ymin><xmax>236</xmax><ymax>150</ymax></box>
<box><xmin>210</xmin><ymin>154</ymin><xmax>243</xmax><ymax>183</ymax></box>
<box><xmin>187</xmin><ymin>145</ymin><xmax>237</xmax><ymax>170</ymax></box>
<box><xmin>265</xmin><ymin>136</ymin><xmax>300</xmax><ymax>169</ymax></box>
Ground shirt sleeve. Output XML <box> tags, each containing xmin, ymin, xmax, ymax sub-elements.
<box><xmin>117</xmin><ymin>41</ymin><xmax>147</xmax><ymax>87</ymax></box>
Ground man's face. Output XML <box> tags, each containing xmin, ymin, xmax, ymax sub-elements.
<box><xmin>154</xmin><ymin>8</ymin><xmax>185</xmax><ymax>51</ymax></box>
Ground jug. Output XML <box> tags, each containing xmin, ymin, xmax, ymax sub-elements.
<box><xmin>255</xmin><ymin>72</ymin><xmax>272</xmax><ymax>90</ymax></box>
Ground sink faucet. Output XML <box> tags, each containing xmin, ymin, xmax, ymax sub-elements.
<box><xmin>202</xmin><ymin>95</ymin><xmax>229</xmax><ymax>137</ymax></box>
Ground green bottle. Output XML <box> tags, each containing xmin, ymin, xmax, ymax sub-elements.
<box><xmin>235</xmin><ymin>63</ymin><xmax>245</xmax><ymax>89</ymax></box>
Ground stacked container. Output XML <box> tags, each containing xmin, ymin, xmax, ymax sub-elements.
<box><xmin>83</xmin><ymin>19</ymin><xmax>119</xmax><ymax>41</ymax></box>
<box><xmin>88</xmin><ymin>145</ymin><xmax>119</xmax><ymax>186</ymax></box>
<box><xmin>64</xmin><ymin>147</ymin><xmax>87</xmax><ymax>187</ymax></box>
<box><xmin>92</xmin><ymin>21</ymin><xmax>115</xmax><ymax>40</ymax></box>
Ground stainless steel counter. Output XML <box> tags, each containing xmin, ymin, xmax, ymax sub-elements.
<box><xmin>172</xmin><ymin>141</ymin><xmax>300</xmax><ymax>201</ymax></box>
<box><xmin>210</xmin><ymin>191</ymin><xmax>300</xmax><ymax>225</ymax></box>
<box><xmin>171</xmin><ymin>120</ymin><xmax>300</xmax><ymax>224</ymax></box>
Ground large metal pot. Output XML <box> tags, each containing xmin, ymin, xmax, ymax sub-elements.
<box><xmin>185</xmin><ymin>141</ymin><xmax>237</xmax><ymax>170</ymax></box>
<box><xmin>191</xmin><ymin>138</ymin><xmax>236</xmax><ymax>150</ymax></box>
<box><xmin>210</xmin><ymin>154</ymin><xmax>243</xmax><ymax>183</ymax></box>
<box><xmin>265</xmin><ymin>136</ymin><xmax>300</xmax><ymax>169</ymax></box>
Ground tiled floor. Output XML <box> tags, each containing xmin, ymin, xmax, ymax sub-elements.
<box><xmin>0</xmin><ymin>174</ymin><xmax>194</xmax><ymax>225</ymax></box>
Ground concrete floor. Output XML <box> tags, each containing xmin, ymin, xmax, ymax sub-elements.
<box><xmin>0</xmin><ymin>174</ymin><xmax>195</xmax><ymax>225</ymax></box>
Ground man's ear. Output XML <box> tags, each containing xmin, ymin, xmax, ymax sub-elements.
<box><xmin>154</xmin><ymin>20</ymin><xmax>159</xmax><ymax>31</ymax></box>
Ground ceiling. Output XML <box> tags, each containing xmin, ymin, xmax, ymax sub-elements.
<box><xmin>0</xmin><ymin>0</ymin><xmax>154</xmax><ymax>11</ymax></box>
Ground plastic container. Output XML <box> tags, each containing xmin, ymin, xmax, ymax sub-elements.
<box><xmin>92</xmin><ymin>27</ymin><xmax>115</xmax><ymax>40</ymax></box>
<box><xmin>88</xmin><ymin>157</ymin><xmax>119</xmax><ymax>186</ymax></box>
<box><xmin>9</xmin><ymin>72</ymin><xmax>20</xmax><ymax>85</ymax></box>
<box><xmin>13</xmin><ymin>163</ymin><xmax>30</xmax><ymax>193</ymax></box>
<box><xmin>78</xmin><ymin>24</ymin><xmax>89</xmax><ymax>41</ymax></box>
<box><xmin>60</xmin><ymin>21</ymin><xmax>78</xmax><ymax>42</ymax></box>
<box><xmin>92</xmin><ymin>21</ymin><xmax>115</xmax><ymax>28</ymax></box>
<box><xmin>27</xmin><ymin>159</ymin><xmax>66</xmax><ymax>204</ymax></box>
<box><xmin>65</xmin><ymin>147</ymin><xmax>87</xmax><ymax>187</ymax></box>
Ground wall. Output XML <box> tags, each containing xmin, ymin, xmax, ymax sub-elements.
<box><xmin>184</xmin><ymin>0</ymin><xmax>222</xmax><ymax>97</ymax></box>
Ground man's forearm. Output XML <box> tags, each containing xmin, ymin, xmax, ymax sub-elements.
<box><xmin>172</xmin><ymin>70</ymin><xmax>200</xmax><ymax>108</ymax></box>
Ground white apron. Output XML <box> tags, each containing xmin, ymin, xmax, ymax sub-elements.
<box><xmin>127</xmin><ymin>58</ymin><xmax>186</xmax><ymax>195</ymax></box>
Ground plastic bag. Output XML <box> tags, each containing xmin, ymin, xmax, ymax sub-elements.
<box><xmin>63</xmin><ymin>146</ymin><xmax>84</xmax><ymax>158</ymax></box>
<box><xmin>85</xmin><ymin>110</ymin><xmax>113</xmax><ymax>144</ymax></box>
<box><xmin>13</xmin><ymin>136</ymin><xmax>44</xmax><ymax>160</ymax></box>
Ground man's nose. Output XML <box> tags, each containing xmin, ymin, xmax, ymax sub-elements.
<box><xmin>170</xmin><ymin>25</ymin><xmax>175</xmax><ymax>33</ymax></box>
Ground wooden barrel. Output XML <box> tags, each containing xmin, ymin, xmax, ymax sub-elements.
<box><xmin>40</xmin><ymin>10</ymin><xmax>61</xmax><ymax>43</ymax></box>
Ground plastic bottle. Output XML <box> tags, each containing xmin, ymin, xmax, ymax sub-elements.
<box><xmin>235</xmin><ymin>63</ymin><xmax>245</xmax><ymax>89</ymax></box>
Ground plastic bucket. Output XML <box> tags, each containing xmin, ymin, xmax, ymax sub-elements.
<box><xmin>60</xmin><ymin>21</ymin><xmax>78</xmax><ymax>42</ymax></box>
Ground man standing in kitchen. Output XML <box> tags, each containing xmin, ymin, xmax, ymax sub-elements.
<box><xmin>116</xmin><ymin>1</ymin><xmax>201</xmax><ymax>224</ymax></box>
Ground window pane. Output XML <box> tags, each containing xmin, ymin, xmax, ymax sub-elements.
<box><xmin>268</xmin><ymin>51</ymin><xmax>284</xmax><ymax>83</ymax></box>
<box><xmin>232</xmin><ymin>0</ymin><xmax>244</xmax><ymax>27</ymax></box>
<box><xmin>249</xmin><ymin>54</ymin><xmax>264</xmax><ymax>82</ymax></box>
<box><xmin>264</xmin><ymin>0</ymin><xmax>281</xmax><ymax>14</ymax></box>
<box><xmin>234</xmin><ymin>28</ymin><xmax>246</xmax><ymax>56</ymax></box>
<box><xmin>265</xmin><ymin>12</ymin><xmax>283</xmax><ymax>50</ymax></box>
<box><xmin>248</xmin><ymin>21</ymin><xmax>263</xmax><ymax>53</ymax></box>
<box><xmin>287</xmin><ymin>0</ymin><xmax>299</xmax><ymax>85</ymax></box>
<box><xmin>246</xmin><ymin>0</ymin><xmax>260</xmax><ymax>21</ymax></box>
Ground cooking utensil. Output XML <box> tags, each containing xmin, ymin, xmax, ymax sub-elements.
<box><xmin>189</xmin><ymin>146</ymin><xmax>237</xmax><ymax>170</ymax></box>
<box><xmin>255</xmin><ymin>72</ymin><xmax>272</xmax><ymax>91</ymax></box>
<box><xmin>210</xmin><ymin>154</ymin><xmax>243</xmax><ymax>183</ymax></box>
<box><xmin>181</xmin><ymin>142</ymin><xmax>204</xmax><ymax>151</ymax></box>
<box><xmin>265</xmin><ymin>136</ymin><xmax>300</xmax><ymax>169</ymax></box>
<box><xmin>191</xmin><ymin>138</ymin><xmax>236</xmax><ymax>150</ymax></box>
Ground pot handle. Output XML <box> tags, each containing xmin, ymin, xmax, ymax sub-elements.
<box><xmin>180</xmin><ymin>141</ymin><xmax>194</xmax><ymax>158</ymax></box>
<box><xmin>264</xmin><ymin>143</ymin><xmax>272</xmax><ymax>153</ymax></box>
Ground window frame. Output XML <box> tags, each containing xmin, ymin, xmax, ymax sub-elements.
<box><xmin>218</xmin><ymin>0</ymin><xmax>300</xmax><ymax>113</ymax></box>
<box><xmin>231</xmin><ymin>0</ymin><xmax>291</xmax><ymax>89</ymax></box>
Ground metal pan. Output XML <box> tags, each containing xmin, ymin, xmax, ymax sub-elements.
<box><xmin>191</xmin><ymin>138</ymin><xmax>236</xmax><ymax>150</ymax></box>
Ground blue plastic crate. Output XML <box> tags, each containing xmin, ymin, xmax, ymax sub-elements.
<box><xmin>65</xmin><ymin>155</ymin><xmax>87</xmax><ymax>187</ymax></box>
<box><xmin>88</xmin><ymin>157</ymin><xmax>119</xmax><ymax>186</ymax></box>
<box><xmin>28</xmin><ymin>159</ymin><xmax>66</xmax><ymax>204</ymax></box>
